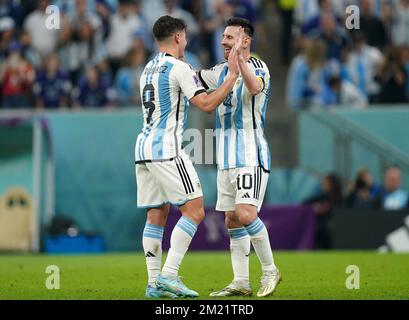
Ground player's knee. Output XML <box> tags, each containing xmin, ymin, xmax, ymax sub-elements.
<box><xmin>146</xmin><ymin>206</ymin><xmax>169</xmax><ymax>226</ymax></box>
<box><xmin>183</xmin><ymin>207</ymin><xmax>205</xmax><ymax>225</ymax></box>
<box><xmin>236</xmin><ymin>208</ymin><xmax>257</xmax><ymax>226</ymax></box>
<box><xmin>225</xmin><ymin>214</ymin><xmax>241</xmax><ymax>229</ymax></box>
<box><xmin>180</xmin><ymin>197</ymin><xmax>205</xmax><ymax>224</ymax></box>
<box><xmin>194</xmin><ymin>207</ymin><xmax>206</xmax><ymax>223</ymax></box>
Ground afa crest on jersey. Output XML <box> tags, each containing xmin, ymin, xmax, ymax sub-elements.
<box><xmin>255</xmin><ymin>69</ymin><xmax>266</xmax><ymax>78</ymax></box>
<box><xmin>193</xmin><ymin>74</ymin><xmax>201</xmax><ymax>87</ymax></box>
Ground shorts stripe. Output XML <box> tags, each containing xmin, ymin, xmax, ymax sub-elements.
<box><xmin>257</xmin><ymin>167</ymin><xmax>262</xmax><ymax>200</ymax></box>
<box><xmin>254</xmin><ymin>166</ymin><xmax>261</xmax><ymax>200</ymax></box>
<box><xmin>175</xmin><ymin>157</ymin><xmax>194</xmax><ymax>194</ymax></box>
<box><xmin>253</xmin><ymin>167</ymin><xmax>255</xmax><ymax>199</ymax></box>
<box><xmin>253</xmin><ymin>166</ymin><xmax>260</xmax><ymax>200</ymax></box>
<box><xmin>174</xmin><ymin>158</ymin><xmax>190</xmax><ymax>194</ymax></box>
<box><xmin>179</xmin><ymin>157</ymin><xmax>194</xmax><ymax>193</ymax></box>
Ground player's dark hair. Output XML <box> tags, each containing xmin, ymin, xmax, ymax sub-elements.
<box><xmin>152</xmin><ymin>15</ymin><xmax>187</xmax><ymax>42</ymax></box>
<box><xmin>226</xmin><ymin>17</ymin><xmax>254</xmax><ymax>38</ymax></box>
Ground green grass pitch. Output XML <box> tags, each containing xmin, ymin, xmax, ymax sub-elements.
<box><xmin>0</xmin><ymin>251</ymin><xmax>408</xmax><ymax>300</ymax></box>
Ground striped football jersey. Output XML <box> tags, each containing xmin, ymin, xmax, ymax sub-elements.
<box><xmin>135</xmin><ymin>52</ymin><xmax>205</xmax><ymax>162</ymax></box>
<box><xmin>198</xmin><ymin>56</ymin><xmax>271</xmax><ymax>171</ymax></box>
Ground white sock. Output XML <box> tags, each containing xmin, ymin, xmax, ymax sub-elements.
<box><xmin>244</xmin><ymin>218</ymin><xmax>278</xmax><ymax>274</ymax></box>
<box><xmin>228</xmin><ymin>228</ymin><xmax>250</xmax><ymax>284</ymax></box>
<box><xmin>142</xmin><ymin>223</ymin><xmax>164</xmax><ymax>287</ymax></box>
<box><xmin>161</xmin><ymin>216</ymin><xmax>197</xmax><ymax>277</ymax></box>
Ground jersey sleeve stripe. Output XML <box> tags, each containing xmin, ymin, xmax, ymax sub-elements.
<box><xmin>194</xmin><ymin>88</ymin><xmax>206</xmax><ymax>96</ymax></box>
<box><xmin>198</xmin><ymin>71</ymin><xmax>210</xmax><ymax>90</ymax></box>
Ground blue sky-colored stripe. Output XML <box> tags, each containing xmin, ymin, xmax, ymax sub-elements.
<box><xmin>152</xmin><ymin>61</ymin><xmax>174</xmax><ymax>159</ymax></box>
<box><xmin>234</xmin><ymin>82</ymin><xmax>245</xmax><ymax>167</ymax></box>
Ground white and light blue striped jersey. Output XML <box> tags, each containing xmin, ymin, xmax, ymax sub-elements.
<box><xmin>198</xmin><ymin>56</ymin><xmax>271</xmax><ymax>171</ymax></box>
<box><xmin>135</xmin><ymin>52</ymin><xmax>205</xmax><ymax>162</ymax></box>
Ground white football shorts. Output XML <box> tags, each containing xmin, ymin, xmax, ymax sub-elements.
<box><xmin>135</xmin><ymin>151</ymin><xmax>203</xmax><ymax>208</ymax></box>
<box><xmin>216</xmin><ymin>166</ymin><xmax>269</xmax><ymax>212</ymax></box>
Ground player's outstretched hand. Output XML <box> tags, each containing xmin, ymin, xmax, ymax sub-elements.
<box><xmin>228</xmin><ymin>46</ymin><xmax>240</xmax><ymax>76</ymax></box>
<box><xmin>234</xmin><ymin>27</ymin><xmax>245</xmax><ymax>56</ymax></box>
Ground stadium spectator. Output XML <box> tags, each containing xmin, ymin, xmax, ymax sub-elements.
<box><xmin>322</xmin><ymin>75</ymin><xmax>368</xmax><ymax>109</ymax></box>
<box><xmin>303</xmin><ymin>173</ymin><xmax>343</xmax><ymax>249</ymax></box>
<box><xmin>33</xmin><ymin>54</ymin><xmax>71</xmax><ymax>109</ymax></box>
<box><xmin>376</xmin><ymin>166</ymin><xmax>409</xmax><ymax>210</ymax></box>
<box><xmin>345</xmin><ymin>168</ymin><xmax>381</xmax><ymax>208</ymax></box>
<box><xmin>301</xmin><ymin>0</ymin><xmax>341</xmax><ymax>36</ymax></box>
<box><xmin>390</xmin><ymin>0</ymin><xmax>409</xmax><ymax>48</ymax></box>
<box><xmin>286</xmin><ymin>38</ymin><xmax>327</xmax><ymax>110</ymax></box>
<box><xmin>350</xmin><ymin>0</ymin><xmax>388</xmax><ymax>50</ymax></box>
<box><xmin>114</xmin><ymin>45</ymin><xmax>146</xmax><ymax>107</ymax></box>
<box><xmin>228</xmin><ymin>0</ymin><xmax>260</xmax><ymax>25</ymax></box>
<box><xmin>19</xmin><ymin>26</ymin><xmax>41</xmax><ymax>67</ymax></box>
<box><xmin>95</xmin><ymin>0</ymin><xmax>116</xmax><ymax>40</ymax></box>
<box><xmin>164</xmin><ymin>0</ymin><xmax>199</xmax><ymax>37</ymax></box>
<box><xmin>105</xmin><ymin>0</ymin><xmax>148</xmax><ymax>75</ymax></box>
<box><xmin>0</xmin><ymin>0</ymin><xmax>32</xmax><ymax>27</ymax></box>
<box><xmin>345</xmin><ymin>32</ymin><xmax>384</xmax><ymax>103</ymax></box>
<box><xmin>0</xmin><ymin>17</ymin><xmax>15</xmax><ymax>63</ymax></box>
<box><xmin>55</xmin><ymin>14</ymin><xmax>75</xmax><ymax>78</ymax></box>
<box><xmin>376</xmin><ymin>46</ymin><xmax>409</xmax><ymax>104</ymax></box>
<box><xmin>294</xmin><ymin>0</ymin><xmax>319</xmax><ymax>28</ymax></box>
<box><xmin>95</xmin><ymin>54</ymin><xmax>114</xmax><ymax>89</ymax></box>
<box><xmin>203</xmin><ymin>0</ymin><xmax>235</xmax><ymax>65</ymax></box>
<box><xmin>72</xmin><ymin>65</ymin><xmax>114</xmax><ymax>108</ymax></box>
<box><xmin>70</xmin><ymin>0</ymin><xmax>102</xmax><ymax>29</ymax></box>
<box><xmin>0</xmin><ymin>42</ymin><xmax>35</xmax><ymax>108</ymax></box>
<box><xmin>69</xmin><ymin>15</ymin><xmax>104</xmax><ymax>79</ymax></box>
<box><xmin>314</xmin><ymin>13</ymin><xmax>349</xmax><ymax>62</ymax></box>
<box><xmin>23</xmin><ymin>0</ymin><xmax>59</xmax><ymax>59</ymax></box>
<box><xmin>163</xmin><ymin>0</ymin><xmax>200</xmax><ymax>53</ymax></box>
<box><xmin>141</xmin><ymin>0</ymin><xmax>166</xmax><ymax>31</ymax></box>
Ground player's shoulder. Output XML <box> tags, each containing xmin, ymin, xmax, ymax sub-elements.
<box><xmin>212</xmin><ymin>62</ymin><xmax>227</xmax><ymax>71</ymax></box>
<box><xmin>202</xmin><ymin>62</ymin><xmax>227</xmax><ymax>75</ymax></box>
<box><xmin>169</xmin><ymin>56</ymin><xmax>194</xmax><ymax>70</ymax></box>
<box><xmin>248</xmin><ymin>56</ymin><xmax>269</xmax><ymax>71</ymax></box>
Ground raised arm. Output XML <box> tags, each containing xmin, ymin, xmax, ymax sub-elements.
<box><xmin>191</xmin><ymin>47</ymin><xmax>240</xmax><ymax>113</ymax></box>
<box><xmin>236</xmin><ymin>28</ymin><xmax>263</xmax><ymax>96</ymax></box>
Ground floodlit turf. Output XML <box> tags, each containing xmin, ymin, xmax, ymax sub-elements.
<box><xmin>0</xmin><ymin>251</ymin><xmax>408</xmax><ymax>300</ymax></box>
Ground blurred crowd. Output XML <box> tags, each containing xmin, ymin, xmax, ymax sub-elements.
<box><xmin>283</xmin><ymin>0</ymin><xmax>409</xmax><ymax>110</ymax></box>
<box><xmin>1</xmin><ymin>0</ymin><xmax>408</xmax><ymax>110</ymax></box>
<box><xmin>303</xmin><ymin>166</ymin><xmax>409</xmax><ymax>248</ymax></box>
<box><xmin>0</xmin><ymin>0</ymin><xmax>262</xmax><ymax>109</ymax></box>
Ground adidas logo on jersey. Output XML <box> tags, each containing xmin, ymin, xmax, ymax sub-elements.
<box><xmin>242</xmin><ymin>193</ymin><xmax>251</xmax><ymax>199</ymax></box>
